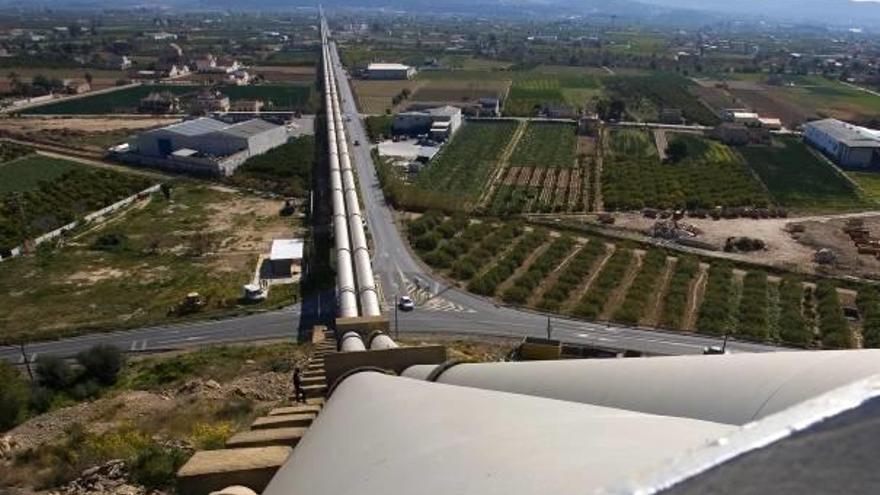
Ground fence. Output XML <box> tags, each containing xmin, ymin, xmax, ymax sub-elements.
<box><xmin>0</xmin><ymin>183</ymin><xmax>162</xmax><ymax>263</ymax></box>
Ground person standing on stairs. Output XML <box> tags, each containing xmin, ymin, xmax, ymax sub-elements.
<box><xmin>293</xmin><ymin>367</ymin><xmax>306</xmax><ymax>403</ymax></box>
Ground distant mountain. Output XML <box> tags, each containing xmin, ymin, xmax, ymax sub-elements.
<box><xmin>634</xmin><ymin>0</ymin><xmax>880</xmax><ymax>26</ymax></box>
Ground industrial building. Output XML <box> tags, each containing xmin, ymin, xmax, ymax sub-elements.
<box><xmin>123</xmin><ymin>117</ymin><xmax>288</xmax><ymax>176</ymax></box>
<box><xmin>392</xmin><ymin>105</ymin><xmax>462</xmax><ymax>140</ymax></box>
<box><xmin>365</xmin><ymin>63</ymin><xmax>416</xmax><ymax>80</ymax></box>
<box><xmin>804</xmin><ymin>118</ymin><xmax>880</xmax><ymax>168</ymax></box>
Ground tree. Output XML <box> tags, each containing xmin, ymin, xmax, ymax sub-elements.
<box><xmin>76</xmin><ymin>344</ymin><xmax>126</xmax><ymax>385</ymax></box>
<box><xmin>84</xmin><ymin>72</ymin><xmax>93</xmax><ymax>85</ymax></box>
<box><xmin>35</xmin><ymin>354</ymin><xmax>71</xmax><ymax>390</ymax></box>
<box><xmin>666</xmin><ymin>140</ymin><xmax>688</xmax><ymax>163</ymax></box>
<box><xmin>0</xmin><ymin>361</ymin><xmax>29</xmax><ymax>430</ymax></box>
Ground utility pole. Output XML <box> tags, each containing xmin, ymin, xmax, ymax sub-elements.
<box><xmin>18</xmin><ymin>342</ymin><xmax>33</xmax><ymax>382</ymax></box>
<box><xmin>394</xmin><ymin>292</ymin><xmax>399</xmax><ymax>339</ymax></box>
<box><xmin>546</xmin><ymin>317</ymin><xmax>552</xmax><ymax>340</ymax></box>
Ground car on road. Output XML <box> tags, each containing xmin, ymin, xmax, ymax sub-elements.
<box><xmin>702</xmin><ymin>345</ymin><xmax>729</xmax><ymax>355</ymax></box>
<box><xmin>398</xmin><ymin>296</ymin><xmax>415</xmax><ymax>311</ymax></box>
<box><xmin>353</xmin><ymin>140</ymin><xmax>360</xmax><ymax>146</ymax></box>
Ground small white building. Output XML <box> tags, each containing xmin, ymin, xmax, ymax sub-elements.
<box><xmin>269</xmin><ymin>239</ymin><xmax>304</xmax><ymax>278</ymax></box>
<box><xmin>366</xmin><ymin>63</ymin><xmax>416</xmax><ymax>80</ymax></box>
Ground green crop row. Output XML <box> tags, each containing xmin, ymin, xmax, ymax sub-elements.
<box><xmin>696</xmin><ymin>263</ymin><xmax>735</xmax><ymax>336</ymax></box>
<box><xmin>572</xmin><ymin>248</ymin><xmax>633</xmax><ymax>320</ymax></box>
<box><xmin>501</xmin><ymin>236</ymin><xmax>575</xmax><ymax>305</ymax></box>
<box><xmin>450</xmin><ymin>223</ymin><xmax>525</xmax><ymax>281</ymax></box>
<box><xmin>423</xmin><ymin>221</ymin><xmax>492</xmax><ymax>269</ymax></box>
<box><xmin>659</xmin><ymin>256</ymin><xmax>699</xmax><ymax>330</ymax></box>
<box><xmin>815</xmin><ymin>281</ymin><xmax>853</xmax><ymax>349</ymax></box>
<box><xmin>778</xmin><ymin>278</ymin><xmax>813</xmax><ymax>347</ymax></box>
<box><xmin>468</xmin><ymin>229</ymin><xmax>549</xmax><ymax>296</ymax></box>
<box><xmin>614</xmin><ymin>249</ymin><xmax>668</xmax><ymax>325</ymax></box>
<box><xmin>736</xmin><ymin>271</ymin><xmax>770</xmax><ymax>341</ymax></box>
<box><xmin>537</xmin><ymin>240</ymin><xmax>608</xmax><ymax>312</ymax></box>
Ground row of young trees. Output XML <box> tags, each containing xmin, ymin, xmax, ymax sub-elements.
<box><xmin>778</xmin><ymin>278</ymin><xmax>813</xmax><ymax>347</ymax></box>
<box><xmin>695</xmin><ymin>263</ymin><xmax>735</xmax><ymax>336</ymax></box>
<box><xmin>815</xmin><ymin>281</ymin><xmax>854</xmax><ymax>350</ymax></box>
<box><xmin>501</xmin><ymin>236</ymin><xmax>575</xmax><ymax>305</ymax></box>
<box><xmin>659</xmin><ymin>256</ymin><xmax>699</xmax><ymax>330</ymax></box>
<box><xmin>537</xmin><ymin>239</ymin><xmax>607</xmax><ymax>312</ymax></box>
<box><xmin>468</xmin><ymin>229</ymin><xmax>548</xmax><ymax>296</ymax></box>
<box><xmin>736</xmin><ymin>271</ymin><xmax>770</xmax><ymax>341</ymax></box>
<box><xmin>857</xmin><ymin>288</ymin><xmax>880</xmax><ymax>349</ymax></box>
<box><xmin>613</xmin><ymin>250</ymin><xmax>668</xmax><ymax>325</ymax></box>
<box><xmin>573</xmin><ymin>248</ymin><xmax>633</xmax><ymax>320</ymax></box>
<box><xmin>451</xmin><ymin>224</ymin><xmax>524</xmax><ymax>281</ymax></box>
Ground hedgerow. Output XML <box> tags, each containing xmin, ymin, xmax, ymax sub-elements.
<box><xmin>614</xmin><ymin>249</ymin><xmax>667</xmax><ymax>325</ymax></box>
<box><xmin>659</xmin><ymin>256</ymin><xmax>699</xmax><ymax>330</ymax></box>
<box><xmin>573</xmin><ymin>248</ymin><xmax>632</xmax><ymax>320</ymax></box>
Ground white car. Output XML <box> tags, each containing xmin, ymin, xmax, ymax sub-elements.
<box><xmin>398</xmin><ymin>296</ymin><xmax>415</xmax><ymax>311</ymax></box>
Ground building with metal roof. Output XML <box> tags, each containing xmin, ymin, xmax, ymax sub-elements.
<box><xmin>127</xmin><ymin>117</ymin><xmax>289</xmax><ymax>176</ymax></box>
<box><xmin>804</xmin><ymin>118</ymin><xmax>880</xmax><ymax>168</ymax></box>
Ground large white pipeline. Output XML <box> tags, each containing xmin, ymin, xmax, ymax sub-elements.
<box><xmin>322</xmin><ymin>37</ymin><xmax>358</xmax><ymax>318</ymax></box>
<box><xmin>324</xmin><ymin>41</ymin><xmax>382</xmax><ymax>317</ymax></box>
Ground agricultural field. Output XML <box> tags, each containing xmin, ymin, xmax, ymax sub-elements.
<box><xmin>602</xmin><ymin>130</ymin><xmax>770</xmax><ymax>210</ymax></box>
<box><xmin>0</xmin><ymin>68</ymin><xmax>126</xmax><ymax>93</ymax></box>
<box><xmin>21</xmin><ymin>84</ymin><xmax>317</xmax><ymax>115</ymax></box>
<box><xmin>605</xmin><ymin>74</ymin><xmax>720</xmax><ymax>125</ymax></box>
<box><xmin>415</xmin><ymin>120</ymin><xmax>518</xmax><ymax>204</ymax></box>
<box><xmin>410</xmin><ymin>79</ymin><xmax>510</xmax><ymax>106</ymax></box>
<box><xmin>21</xmin><ymin>85</ymin><xmax>196</xmax><ymax>115</ymax></box>
<box><xmin>490</xmin><ymin>122</ymin><xmax>586</xmax><ymax>215</ymax></box>
<box><xmin>739</xmin><ymin>137</ymin><xmax>870</xmax><ymax>212</ymax></box>
<box><xmin>407</xmin><ymin>215</ymin><xmax>872</xmax><ymax>349</ymax></box>
<box><xmin>0</xmin><ymin>154</ymin><xmax>153</xmax><ymax>251</ymax></box>
<box><xmin>0</xmin><ymin>183</ymin><xmax>301</xmax><ymax>343</ymax></box>
<box><xmin>0</xmin><ymin>117</ymin><xmax>178</xmax><ymax>153</ymax></box>
<box><xmin>351</xmin><ymin>80</ymin><xmax>421</xmax><ymax>114</ymax></box>
<box><xmin>227</xmin><ymin>136</ymin><xmax>315</xmax><ymax>197</ymax></box>
<box><xmin>218</xmin><ymin>84</ymin><xmax>316</xmax><ymax>112</ymax></box>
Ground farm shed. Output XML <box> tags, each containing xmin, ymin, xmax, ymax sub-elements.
<box><xmin>269</xmin><ymin>239</ymin><xmax>304</xmax><ymax>278</ymax></box>
<box><xmin>804</xmin><ymin>118</ymin><xmax>880</xmax><ymax>168</ymax></box>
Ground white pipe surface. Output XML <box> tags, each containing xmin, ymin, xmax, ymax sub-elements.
<box><xmin>325</xmin><ymin>42</ymin><xmax>381</xmax><ymax>317</ymax></box>
<box><xmin>369</xmin><ymin>333</ymin><xmax>399</xmax><ymax>350</ymax></box>
<box><xmin>340</xmin><ymin>331</ymin><xmax>367</xmax><ymax>352</ymax></box>
<box><xmin>401</xmin><ymin>350</ymin><xmax>880</xmax><ymax>426</ymax></box>
<box><xmin>321</xmin><ymin>34</ymin><xmax>357</xmax><ymax>318</ymax></box>
<box><xmin>262</xmin><ymin>372</ymin><xmax>732</xmax><ymax>495</ymax></box>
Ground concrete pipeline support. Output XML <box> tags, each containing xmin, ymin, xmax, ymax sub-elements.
<box><xmin>325</xmin><ymin>44</ymin><xmax>381</xmax><ymax>317</ymax></box>
<box><xmin>339</xmin><ymin>331</ymin><xmax>367</xmax><ymax>352</ymax></box>
<box><xmin>368</xmin><ymin>332</ymin><xmax>398</xmax><ymax>350</ymax></box>
<box><xmin>261</xmin><ymin>371</ymin><xmax>733</xmax><ymax>495</ymax></box>
<box><xmin>321</xmin><ymin>39</ymin><xmax>357</xmax><ymax>318</ymax></box>
<box><xmin>401</xmin><ymin>350</ymin><xmax>880</xmax><ymax>426</ymax></box>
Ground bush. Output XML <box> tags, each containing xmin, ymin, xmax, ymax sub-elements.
<box><xmin>190</xmin><ymin>422</ymin><xmax>233</xmax><ymax>450</ymax></box>
<box><xmin>778</xmin><ymin>278</ymin><xmax>813</xmax><ymax>347</ymax></box>
<box><xmin>91</xmin><ymin>232</ymin><xmax>128</xmax><ymax>252</ymax></box>
<box><xmin>0</xmin><ymin>361</ymin><xmax>29</xmax><ymax>430</ymax></box>
<box><xmin>76</xmin><ymin>344</ymin><xmax>126</xmax><ymax>386</ymax></box>
<box><xmin>35</xmin><ymin>355</ymin><xmax>72</xmax><ymax>390</ymax></box>
<box><xmin>129</xmin><ymin>443</ymin><xmax>189</xmax><ymax>490</ymax></box>
<box><xmin>28</xmin><ymin>386</ymin><xmax>55</xmax><ymax>414</ymax></box>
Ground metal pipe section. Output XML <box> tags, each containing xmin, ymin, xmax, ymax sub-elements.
<box><xmin>262</xmin><ymin>372</ymin><xmax>733</xmax><ymax>495</ymax></box>
<box><xmin>368</xmin><ymin>332</ymin><xmax>398</xmax><ymax>350</ymax></box>
<box><xmin>321</xmin><ymin>31</ymin><xmax>358</xmax><ymax>318</ymax></box>
<box><xmin>324</xmin><ymin>37</ymin><xmax>381</xmax><ymax>317</ymax></box>
<box><xmin>401</xmin><ymin>350</ymin><xmax>880</xmax><ymax>426</ymax></box>
<box><xmin>339</xmin><ymin>331</ymin><xmax>366</xmax><ymax>353</ymax></box>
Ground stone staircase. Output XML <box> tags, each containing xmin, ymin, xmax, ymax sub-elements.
<box><xmin>176</xmin><ymin>336</ymin><xmax>337</xmax><ymax>495</ymax></box>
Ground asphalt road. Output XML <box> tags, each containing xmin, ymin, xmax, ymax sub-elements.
<box><xmin>0</xmin><ymin>39</ymin><xmax>782</xmax><ymax>363</ymax></box>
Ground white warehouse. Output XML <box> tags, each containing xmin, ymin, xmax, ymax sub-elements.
<box><xmin>366</xmin><ymin>63</ymin><xmax>416</xmax><ymax>80</ymax></box>
<box><xmin>126</xmin><ymin>117</ymin><xmax>289</xmax><ymax>176</ymax></box>
<box><xmin>804</xmin><ymin>118</ymin><xmax>880</xmax><ymax>169</ymax></box>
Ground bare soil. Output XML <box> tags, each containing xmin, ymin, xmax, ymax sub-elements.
<box><xmin>642</xmin><ymin>256</ymin><xmax>677</xmax><ymax>327</ymax></box>
<box><xmin>684</xmin><ymin>263</ymin><xmax>710</xmax><ymax>331</ymax></box>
